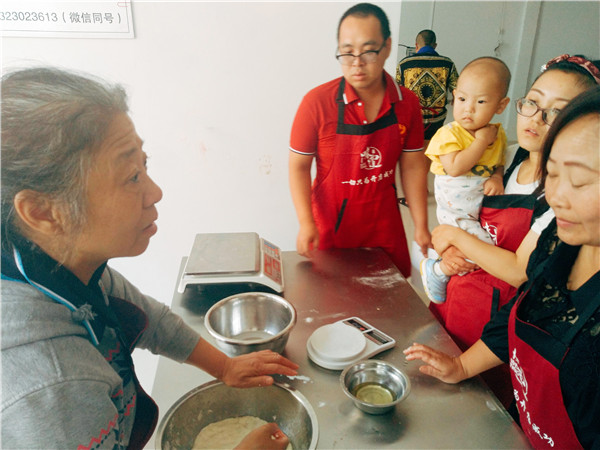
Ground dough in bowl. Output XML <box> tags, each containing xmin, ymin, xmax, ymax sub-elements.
<box><xmin>193</xmin><ymin>416</ymin><xmax>292</xmax><ymax>450</ymax></box>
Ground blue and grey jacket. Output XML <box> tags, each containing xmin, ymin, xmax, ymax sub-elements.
<box><xmin>1</xmin><ymin>241</ymin><xmax>200</xmax><ymax>449</ymax></box>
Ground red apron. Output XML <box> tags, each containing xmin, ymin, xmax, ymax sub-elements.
<box><xmin>508</xmin><ymin>284</ymin><xmax>598</xmax><ymax>449</ymax></box>
<box><xmin>431</xmin><ymin>194</ymin><xmax>538</xmax><ymax>349</ymax></box>
<box><xmin>429</xmin><ymin>194</ymin><xmax>539</xmax><ymax>408</ymax></box>
<box><xmin>312</xmin><ymin>78</ymin><xmax>410</xmax><ymax>276</ymax></box>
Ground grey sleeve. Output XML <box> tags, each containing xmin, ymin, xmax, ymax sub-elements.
<box><xmin>101</xmin><ymin>267</ymin><xmax>200</xmax><ymax>363</ymax></box>
<box><xmin>2</xmin><ymin>380</ymin><xmax>120</xmax><ymax>449</ymax></box>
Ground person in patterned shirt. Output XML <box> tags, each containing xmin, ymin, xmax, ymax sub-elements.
<box><xmin>396</xmin><ymin>29</ymin><xmax>458</xmax><ymax>145</ymax></box>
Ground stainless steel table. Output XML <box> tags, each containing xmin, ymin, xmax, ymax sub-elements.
<box><xmin>150</xmin><ymin>249</ymin><xmax>529</xmax><ymax>449</ymax></box>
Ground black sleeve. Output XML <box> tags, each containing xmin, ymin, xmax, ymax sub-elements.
<box><xmin>480</xmin><ymin>294</ymin><xmax>518</xmax><ymax>362</ymax></box>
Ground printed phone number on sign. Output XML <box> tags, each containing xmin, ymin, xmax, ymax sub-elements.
<box><xmin>0</xmin><ymin>11</ymin><xmax>119</xmax><ymax>24</ymax></box>
<box><xmin>1</xmin><ymin>11</ymin><xmax>59</xmax><ymax>22</ymax></box>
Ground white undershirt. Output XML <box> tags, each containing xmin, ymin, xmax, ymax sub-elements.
<box><xmin>504</xmin><ymin>159</ymin><xmax>554</xmax><ymax>235</ymax></box>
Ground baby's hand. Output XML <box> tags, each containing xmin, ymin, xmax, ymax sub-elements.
<box><xmin>474</xmin><ymin>125</ymin><xmax>498</xmax><ymax>147</ymax></box>
<box><xmin>484</xmin><ymin>176</ymin><xmax>504</xmax><ymax>195</ymax></box>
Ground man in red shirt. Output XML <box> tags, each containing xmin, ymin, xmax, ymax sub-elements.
<box><xmin>288</xmin><ymin>2</ymin><xmax>431</xmax><ymax>277</ymax></box>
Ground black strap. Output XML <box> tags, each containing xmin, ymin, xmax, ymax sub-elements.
<box><xmin>503</xmin><ymin>146</ymin><xmax>529</xmax><ymax>185</ymax></box>
<box><xmin>481</xmin><ymin>193</ymin><xmax>536</xmax><ymax>210</ymax></box>
<box><xmin>500</xmin><ymin>147</ymin><xmax>550</xmax><ymax>224</ymax></box>
<box><xmin>514</xmin><ymin>311</ymin><xmax>568</xmax><ymax>368</ymax></box>
<box><xmin>334</xmin><ymin>198</ymin><xmax>348</xmax><ymax>233</ymax></box>
<box><xmin>335</xmin><ymin>78</ymin><xmax>398</xmax><ymax>135</ymax></box>
<box><xmin>491</xmin><ymin>288</ymin><xmax>501</xmax><ymax>319</ymax></box>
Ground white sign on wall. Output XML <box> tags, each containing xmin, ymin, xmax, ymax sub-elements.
<box><xmin>0</xmin><ymin>1</ymin><xmax>134</xmax><ymax>38</ymax></box>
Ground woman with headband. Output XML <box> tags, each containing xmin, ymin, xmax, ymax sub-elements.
<box><xmin>423</xmin><ymin>54</ymin><xmax>600</xmax><ymax>409</ymax></box>
<box><xmin>406</xmin><ymin>85</ymin><xmax>600</xmax><ymax>449</ymax></box>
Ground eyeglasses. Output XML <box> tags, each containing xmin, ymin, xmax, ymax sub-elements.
<box><xmin>336</xmin><ymin>43</ymin><xmax>386</xmax><ymax>66</ymax></box>
<box><xmin>515</xmin><ymin>97</ymin><xmax>561</xmax><ymax>126</ymax></box>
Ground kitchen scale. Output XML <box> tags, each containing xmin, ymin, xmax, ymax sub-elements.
<box><xmin>307</xmin><ymin>317</ymin><xmax>396</xmax><ymax>370</ymax></box>
<box><xmin>178</xmin><ymin>232</ymin><xmax>284</xmax><ymax>293</ymax></box>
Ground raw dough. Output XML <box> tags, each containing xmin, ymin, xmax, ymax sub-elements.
<box><xmin>193</xmin><ymin>416</ymin><xmax>292</xmax><ymax>450</ymax></box>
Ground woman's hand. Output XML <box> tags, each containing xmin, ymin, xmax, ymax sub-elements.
<box><xmin>235</xmin><ymin>423</ymin><xmax>290</xmax><ymax>450</ymax></box>
<box><xmin>431</xmin><ymin>224</ymin><xmax>461</xmax><ymax>255</ymax></box>
<box><xmin>403</xmin><ymin>343</ymin><xmax>468</xmax><ymax>384</ymax></box>
<box><xmin>221</xmin><ymin>350</ymin><xmax>299</xmax><ymax>388</ymax></box>
<box><xmin>440</xmin><ymin>246</ymin><xmax>479</xmax><ymax>275</ymax></box>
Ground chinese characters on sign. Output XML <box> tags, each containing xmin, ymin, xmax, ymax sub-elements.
<box><xmin>0</xmin><ymin>2</ymin><xmax>134</xmax><ymax>38</ymax></box>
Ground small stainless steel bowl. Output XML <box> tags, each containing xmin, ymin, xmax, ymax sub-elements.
<box><xmin>204</xmin><ymin>292</ymin><xmax>296</xmax><ymax>356</ymax></box>
<box><xmin>340</xmin><ymin>360</ymin><xmax>411</xmax><ymax>415</ymax></box>
<box><xmin>156</xmin><ymin>380</ymin><xmax>318</xmax><ymax>449</ymax></box>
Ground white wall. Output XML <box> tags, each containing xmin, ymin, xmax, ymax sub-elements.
<box><xmin>2</xmin><ymin>0</ymin><xmax>401</xmax><ymax>391</ymax></box>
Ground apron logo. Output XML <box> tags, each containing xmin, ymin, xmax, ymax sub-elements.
<box><xmin>341</xmin><ymin>170</ymin><xmax>394</xmax><ymax>186</ymax></box>
<box><xmin>511</xmin><ymin>348</ymin><xmax>555</xmax><ymax>447</ymax></box>
<box><xmin>482</xmin><ymin>221</ymin><xmax>498</xmax><ymax>245</ymax></box>
<box><xmin>510</xmin><ymin>348</ymin><xmax>528</xmax><ymax>402</ymax></box>
<box><xmin>360</xmin><ymin>147</ymin><xmax>382</xmax><ymax>170</ymax></box>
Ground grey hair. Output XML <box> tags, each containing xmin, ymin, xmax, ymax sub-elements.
<box><xmin>1</xmin><ymin>67</ymin><xmax>129</xmax><ymax>252</ymax></box>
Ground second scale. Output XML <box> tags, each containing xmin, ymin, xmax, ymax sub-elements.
<box><xmin>307</xmin><ymin>317</ymin><xmax>396</xmax><ymax>370</ymax></box>
<box><xmin>178</xmin><ymin>232</ymin><xmax>283</xmax><ymax>294</ymax></box>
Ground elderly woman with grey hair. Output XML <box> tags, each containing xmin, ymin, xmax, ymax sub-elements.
<box><xmin>1</xmin><ymin>67</ymin><xmax>297</xmax><ymax>450</ymax></box>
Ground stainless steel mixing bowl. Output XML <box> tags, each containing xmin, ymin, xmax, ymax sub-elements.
<box><xmin>340</xmin><ymin>360</ymin><xmax>411</xmax><ymax>415</ymax></box>
<box><xmin>155</xmin><ymin>380</ymin><xmax>318</xmax><ymax>449</ymax></box>
<box><xmin>204</xmin><ymin>292</ymin><xmax>296</xmax><ymax>356</ymax></box>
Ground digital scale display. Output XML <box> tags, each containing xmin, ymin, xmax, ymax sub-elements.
<box><xmin>345</xmin><ymin>318</ymin><xmax>392</xmax><ymax>345</ymax></box>
<box><xmin>261</xmin><ymin>239</ymin><xmax>282</xmax><ymax>286</ymax></box>
<box><xmin>306</xmin><ymin>317</ymin><xmax>396</xmax><ymax>370</ymax></box>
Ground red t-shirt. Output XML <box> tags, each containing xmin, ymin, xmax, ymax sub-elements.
<box><xmin>289</xmin><ymin>71</ymin><xmax>424</xmax><ymax>177</ymax></box>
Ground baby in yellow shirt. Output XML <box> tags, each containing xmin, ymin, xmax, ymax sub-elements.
<box><xmin>421</xmin><ymin>57</ymin><xmax>511</xmax><ymax>303</ymax></box>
